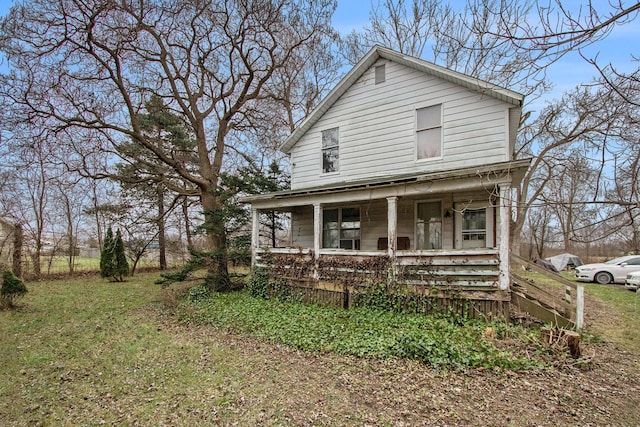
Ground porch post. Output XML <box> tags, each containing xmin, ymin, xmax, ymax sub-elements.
<box><xmin>251</xmin><ymin>208</ymin><xmax>260</xmax><ymax>266</ymax></box>
<box><xmin>313</xmin><ymin>203</ymin><xmax>322</xmax><ymax>258</ymax></box>
<box><xmin>387</xmin><ymin>196</ymin><xmax>398</xmax><ymax>258</ymax></box>
<box><xmin>498</xmin><ymin>186</ymin><xmax>511</xmax><ymax>290</ymax></box>
<box><xmin>313</xmin><ymin>203</ymin><xmax>322</xmax><ymax>280</ymax></box>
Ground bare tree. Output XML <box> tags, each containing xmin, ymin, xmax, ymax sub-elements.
<box><xmin>52</xmin><ymin>175</ymin><xmax>90</xmax><ymax>274</ymax></box>
<box><xmin>0</xmin><ymin>0</ymin><xmax>337</xmax><ymax>290</ymax></box>
<box><xmin>0</xmin><ymin>131</ymin><xmax>58</xmax><ymax>278</ymax></box>
<box><xmin>512</xmin><ymin>84</ymin><xmax>633</xmax><ymax>252</ymax></box>
<box><xmin>525</xmin><ymin>202</ymin><xmax>555</xmax><ymax>259</ymax></box>
<box><xmin>493</xmin><ymin>0</ymin><xmax>640</xmax><ymax>75</ymax></box>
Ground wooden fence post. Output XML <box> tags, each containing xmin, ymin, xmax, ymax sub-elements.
<box><xmin>576</xmin><ymin>285</ymin><xmax>584</xmax><ymax>330</ymax></box>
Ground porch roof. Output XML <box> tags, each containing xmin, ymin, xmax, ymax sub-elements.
<box><xmin>241</xmin><ymin>158</ymin><xmax>531</xmax><ymax>209</ymax></box>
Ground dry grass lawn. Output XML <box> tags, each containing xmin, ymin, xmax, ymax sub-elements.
<box><xmin>1</xmin><ymin>272</ymin><xmax>639</xmax><ymax>426</ymax></box>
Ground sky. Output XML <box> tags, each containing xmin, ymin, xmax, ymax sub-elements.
<box><xmin>0</xmin><ymin>0</ymin><xmax>637</xmax><ymax>112</ymax></box>
<box><xmin>332</xmin><ymin>0</ymin><xmax>639</xmax><ymax>111</ymax></box>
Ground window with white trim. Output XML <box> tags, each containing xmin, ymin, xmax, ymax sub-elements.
<box><xmin>416</xmin><ymin>201</ymin><xmax>442</xmax><ymax>249</ymax></box>
<box><xmin>322</xmin><ymin>207</ymin><xmax>360</xmax><ymax>250</ymax></box>
<box><xmin>462</xmin><ymin>208</ymin><xmax>487</xmax><ymax>244</ymax></box>
<box><xmin>322</xmin><ymin>127</ymin><xmax>339</xmax><ymax>173</ymax></box>
<box><xmin>454</xmin><ymin>202</ymin><xmax>495</xmax><ymax>249</ymax></box>
<box><xmin>416</xmin><ymin>104</ymin><xmax>442</xmax><ymax>159</ymax></box>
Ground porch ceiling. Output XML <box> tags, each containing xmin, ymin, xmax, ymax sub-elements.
<box><xmin>241</xmin><ymin>158</ymin><xmax>531</xmax><ymax>210</ymax></box>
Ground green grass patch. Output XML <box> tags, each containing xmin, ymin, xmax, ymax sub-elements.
<box><xmin>516</xmin><ymin>269</ymin><xmax>640</xmax><ymax>352</ymax></box>
<box><xmin>183</xmin><ymin>288</ymin><xmax>545</xmax><ymax>371</ymax></box>
<box><xmin>0</xmin><ymin>274</ymin><xmax>248</xmax><ymax>425</ymax></box>
<box><xmin>582</xmin><ymin>283</ymin><xmax>640</xmax><ymax>350</ymax></box>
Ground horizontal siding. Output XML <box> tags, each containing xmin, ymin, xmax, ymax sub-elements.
<box><xmin>291</xmin><ymin>206</ymin><xmax>314</xmax><ymax>248</ymax></box>
<box><xmin>290</xmin><ymin>59</ymin><xmax>511</xmax><ymax>190</ymax></box>
<box><xmin>361</xmin><ymin>200</ymin><xmax>387</xmax><ymax>251</ymax></box>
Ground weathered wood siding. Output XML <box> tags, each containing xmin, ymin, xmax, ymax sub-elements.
<box><xmin>290</xmin><ymin>205</ymin><xmax>314</xmax><ymax>248</ymax></box>
<box><xmin>289</xmin><ymin>59</ymin><xmax>514</xmax><ymax>190</ymax></box>
<box><xmin>255</xmin><ymin>248</ymin><xmax>509</xmax><ymax>319</ymax></box>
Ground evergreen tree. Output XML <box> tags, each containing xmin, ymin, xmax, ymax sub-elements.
<box><xmin>113</xmin><ymin>229</ymin><xmax>130</xmax><ymax>282</ymax></box>
<box><xmin>115</xmin><ymin>95</ymin><xmax>196</xmax><ymax>271</ymax></box>
<box><xmin>100</xmin><ymin>226</ymin><xmax>115</xmax><ymax>279</ymax></box>
<box><xmin>0</xmin><ymin>270</ymin><xmax>27</xmax><ymax>309</ymax></box>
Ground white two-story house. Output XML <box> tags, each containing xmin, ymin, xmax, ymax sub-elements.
<box><xmin>242</xmin><ymin>46</ymin><xmax>531</xmax><ymax>318</ymax></box>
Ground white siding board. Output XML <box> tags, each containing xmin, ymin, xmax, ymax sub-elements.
<box><xmin>290</xmin><ymin>60</ymin><xmax>514</xmax><ymax>190</ymax></box>
<box><xmin>397</xmin><ymin>199</ymin><xmax>415</xmax><ymax>246</ymax></box>
<box><xmin>360</xmin><ymin>200</ymin><xmax>387</xmax><ymax>251</ymax></box>
<box><xmin>290</xmin><ymin>206</ymin><xmax>314</xmax><ymax>248</ymax></box>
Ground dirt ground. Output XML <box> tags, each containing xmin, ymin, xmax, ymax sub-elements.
<box><xmin>152</xmin><ymin>291</ymin><xmax>640</xmax><ymax>427</ymax></box>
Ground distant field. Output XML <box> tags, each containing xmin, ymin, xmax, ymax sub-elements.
<box><xmin>22</xmin><ymin>256</ymin><xmax>162</xmax><ymax>276</ymax></box>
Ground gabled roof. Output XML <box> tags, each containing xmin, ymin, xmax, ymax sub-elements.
<box><xmin>280</xmin><ymin>45</ymin><xmax>525</xmax><ymax>154</ymax></box>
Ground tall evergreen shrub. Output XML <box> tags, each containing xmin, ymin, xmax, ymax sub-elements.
<box><xmin>113</xmin><ymin>229</ymin><xmax>129</xmax><ymax>281</ymax></box>
<box><xmin>100</xmin><ymin>227</ymin><xmax>129</xmax><ymax>282</ymax></box>
<box><xmin>100</xmin><ymin>226</ymin><xmax>115</xmax><ymax>279</ymax></box>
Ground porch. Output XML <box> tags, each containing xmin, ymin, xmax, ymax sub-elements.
<box><xmin>242</xmin><ymin>161</ymin><xmax>530</xmax><ymax>319</ymax></box>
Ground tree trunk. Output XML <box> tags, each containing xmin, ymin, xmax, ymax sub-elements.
<box><xmin>12</xmin><ymin>223</ymin><xmax>22</xmax><ymax>278</ymax></box>
<box><xmin>182</xmin><ymin>198</ymin><xmax>193</xmax><ymax>251</ymax></box>
<box><xmin>31</xmin><ymin>236</ymin><xmax>42</xmax><ymax>279</ymax></box>
<box><xmin>158</xmin><ymin>187</ymin><xmax>167</xmax><ymax>270</ymax></box>
<box><xmin>65</xmin><ymin>195</ymin><xmax>75</xmax><ymax>274</ymax></box>
<box><xmin>201</xmin><ymin>190</ymin><xmax>230</xmax><ymax>291</ymax></box>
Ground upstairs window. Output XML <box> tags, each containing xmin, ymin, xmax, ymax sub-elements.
<box><xmin>416</xmin><ymin>104</ymin><xmax>442</xmax><ymax>160</ymax></box>
<box><xmin>323</xmin><ymin>207</ymin><xmax>361</xmax><ymax>250</ymax></box>
<box><xmin>322</xmin><ymin>127</ymin><xmax>339</xmax><ymax>173</ymax></box>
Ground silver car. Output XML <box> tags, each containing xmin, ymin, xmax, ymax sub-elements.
<box><xmin>574</xmin><ymin>255</ymin><xmax>640</xmax><ymax>284</ymax></box>
<box><xmin>625</xmin><ymin>271</ymin><xmax>640</xmax><ymax>290</ymax></box>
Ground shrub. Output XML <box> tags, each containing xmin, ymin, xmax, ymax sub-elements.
<box><xmin>100</xmin><ymin>227</ymin><xmax>129</xmax><ymax>282</ymax></box>
<box><xmin>113</xmin><ymin>229</ymin><xmax>129</xmax><ymax>281</ymax></box>
<box><xmin>246</xmin><ymin>269</ymin><xmax>269</xmax><ymax>298</ymax></box>
<box><xmin>100</xmin><ymin>226</ymin><xmax>115</xmax><ymax>279</ymax></box>
<box><xmin>1</xmin><ymin>270</ymin><xmax>28</xmax><ymax>309</ymax></box>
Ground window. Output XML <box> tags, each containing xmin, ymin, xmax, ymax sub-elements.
<box><xmin>416</xmin><ymin>105</ymin><xmax>442</xmax><ymax>159</ymax></box>
<box><xmin>375</xmin><ymin>64</ymin><xmax>386</xmax><ymax>84</ymax></box>
<box><xmin>322</xmin><ymin>127</ymin><xmax>339</xmax><ymax>173</ymax></box>
<box><xmin>322</xmin><ymin>207</ymin><xmax>360</xmax><ymax>250</ymax></box>
<box><xmin>454</xmin><ymin>203</ymin><xmax>494</xmax><ymax>249</ymax></box>
<box><xmin>416</xmin><ymin>201</ymin><xmax>442</xmax><ymax>249</ymax></box>
<box><xmin>462</xmin><ymin>208</ymin><xmax>486</xmax><ymax>244</ymax></box>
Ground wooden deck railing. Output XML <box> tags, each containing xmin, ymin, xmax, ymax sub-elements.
<box><xmin>256</xmin><ymin>248</ymin><xmax>501</xmax><ymax>288</ymax></box>
<box><xmin>510</xmin><ymin>254</ymin><xmax>584</xmax><ymax>329</ymax></box>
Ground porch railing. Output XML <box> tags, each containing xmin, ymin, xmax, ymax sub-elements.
<box><xmin>510</xmin><ymin>254</ymin><xmax>584</xmax><ymax>329</ymax></box>
<box><xmin>255</xmin><ymin>247</ymin><xmax>501</xmax><ymax>288</ymax></box>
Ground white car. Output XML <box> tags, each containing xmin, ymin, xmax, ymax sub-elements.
<box><xmin>574</xmin><ymin>255</ymin><xmax>640</xmax><ymax>284</ymax></box>
<box><xmin>626</xmin><ymin>271</ymin><xmax>640</xmax><ymax>290</ymax></box>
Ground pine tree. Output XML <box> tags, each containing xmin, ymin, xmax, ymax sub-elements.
<box><xmin>100</xmin><ymin>226</ymin><xmax>115</xmax><ymax>279</ymax></box>
<box><xmin>113</xmin><ymin>229</ymin><xmax>129</xmax><ymax>282</ymax></box>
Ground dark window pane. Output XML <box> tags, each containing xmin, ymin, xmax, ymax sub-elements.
<box><xmin>322</xmin><ymin>146</ymin><xmax>339</xmax><ymax>173</ymax></box>
<box><xmin>322</xmin><ymin>127</ymin><xmax>339</xmax><ymax>148</ymax></box>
